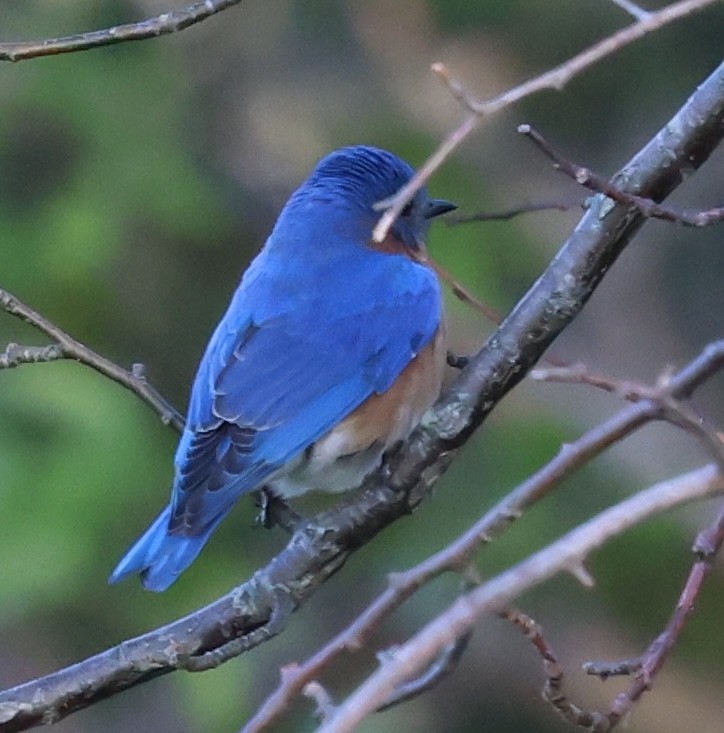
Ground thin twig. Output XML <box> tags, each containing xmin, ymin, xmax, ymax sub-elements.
<box><xmin>447</xmin><ymin>201</ymin><xmax>580</xmax><ymax>225</ymax></box>
<box><xmin>609</xmin><ymin>0</ymin><xmax>652</xmax><ymax>21</ymax></box>
<box><xmin>0</xmin><ymin>343</ymin><xmax>64</xmax><ymax>369</ymax></box>
<box><xmin>430</xmin><ymin>63</ymin><xmax>479</xmax><ymax>113</ymax></box>
<box><xmin>603</xmin><ymin>501</ymin><xmax>724</xmax><ymax>729</ymax></box>
<box><xmin>532</xmin><ymin>361</ymin><xmax>724</xmax><ymax>472</ymax></box>
<box><xmin>302</xmin><ymin>681</ymin><xmax>336</xmax><ymax>722</ymax></box>
<box><xmin>501</xmin><ymin>608</ymin><xmax>608</xmax><ymax>731</ymax></box>
<box><xmin>0</xmin><ymin>289</ymin><xmax>184</xmax><ymax>431</ymax></box>
<box><xmin>376</xmin><ymin>631</ymin><xmax>473</xmax><ymax>710</ymax></box>
<box><xmin>583</xmin><ymin>658</ymin><xmax>642</xmax><ymax>679</ymax></box>
<box><xmin>520</xmin><ymin>124</ymin><xmax>724</xmax><ymax>225</ymax></box>
<box><xmin>425</xmin><ymin>255</ymin><xmax>502</xmax><ymax>325</ymax></box>
<box><xmin>531</xmin><ymin>363</ymin><xmax>661</xmax><ymax>401</ymax></box>
<box><xmin>658</xmin><ymin>401</ymin><xmax>724</xmax><ymax>472</ymax></box>
<box><xmin>0</xmin><ymin>0</ymin><xmax>244</xmax><ymax>62</ymax></box>
<box><xmin>372</xmin><ymin>0</ymin><xmax>719</xmax><ymax>243</ymax></box>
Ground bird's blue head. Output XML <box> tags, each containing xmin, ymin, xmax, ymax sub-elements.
<box><xmin>290</xmin><ymin>145</ymin><xmax>456</xmax><ymax>253</ymax></box>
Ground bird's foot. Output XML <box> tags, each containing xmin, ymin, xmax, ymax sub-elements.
<box><xmin>446</xmin><ymin>350</ymin><xmax>470</xmax><ymax>369</ymax></box>
<box><xmin>254</xmin><ymin>487</ymin><xmax>303</xmax><ymax>533</ymax></box>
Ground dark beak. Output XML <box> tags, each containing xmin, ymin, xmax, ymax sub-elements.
<box><xmin>423</xmin><ymin>198</ymin><xmax>457</xmax><ymax>220</ymax></box>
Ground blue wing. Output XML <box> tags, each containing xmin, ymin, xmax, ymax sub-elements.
<box><xmin>110</xmin><ymin>247</ymin><xmax>440</xmax><ymax>590</ymax></box>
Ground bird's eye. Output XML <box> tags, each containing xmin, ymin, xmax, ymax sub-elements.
<box><xmin>401</xmin><ymin>202</ymin><xmax>413</xmax><ymax>217</ymax></box>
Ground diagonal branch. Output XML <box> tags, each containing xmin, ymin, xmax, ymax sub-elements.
<box><xmin>601</xmin><ymin>501</ymin><xmax>724</xmax><ymax>728</ymax></box>
<box><xmin>0</xmin><ymin>35</ymin><xmax>722</xmax><ymax>733</ymax></box>
<box><xmin>447</xmin><ymin>201</ymin><xmax>580</xmax><ymax>224</ymax></box>
<box><xmin>520</xmin><ymin>124</ymin><xmax>724</xmax><ymax>226</ymax></box>
<box><xmin>0</xmin><ymin>343</ymin><xmax>64</xmax><ymax>368</ymax></box>
<box><xmin>501</xmin><ymin>606</ymin><xmax>609</xmax><ymax>730</ymax></box>
<box><xmin>0</xmin><ymin>289</ymin><xmax>184</xmax><ymax>431</ymax></box>
<box><xmin>0</xmin><ymin>1</ymin><xmax>245</xmax><ymax>62</ymax></box>
<box><xmin>608</xmin><ymin>0</ymin><xmax>652</xmax><ymax>21</ymax></box>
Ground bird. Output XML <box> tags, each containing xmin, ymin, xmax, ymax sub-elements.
<box><xmin>109</xmin><ymin>145</ymin><xmax>456</xmax><ymax>591</ymax></box>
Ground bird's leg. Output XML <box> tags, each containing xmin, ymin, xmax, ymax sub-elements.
<box><xmin>446</xmin><ymin>350</ymin><xmax>470</xmax><ymax>369</ymax></box>
<box><xmin>254</xmin><ymin>487</ymin><xmax>303</xmax><ymax>533</ymax></box>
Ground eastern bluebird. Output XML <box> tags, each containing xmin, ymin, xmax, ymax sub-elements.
<box><xmin>109</xmin><ymin>145</ymin><xmax>455</xmax><ymax>591</ymax></box>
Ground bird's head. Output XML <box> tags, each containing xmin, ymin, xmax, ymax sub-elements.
<box><xmin>294</xmin><ymin>145</ymin><xmax>456</xmax><ymax>255</ymax></box>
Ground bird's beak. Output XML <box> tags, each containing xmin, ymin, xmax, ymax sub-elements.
<box><xmin>423</xmin><ymin>198</ymin><xmax>457</xmax><ymax>220</ymax></box>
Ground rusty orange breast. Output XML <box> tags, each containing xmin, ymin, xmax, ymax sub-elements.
<box><xmin>315</xmin><ymin>324</ymin><xmax>446</xmax><ymax>458</ymax></box>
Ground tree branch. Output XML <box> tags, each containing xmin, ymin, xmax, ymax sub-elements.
<box><xmin>600</xmin><ymin>502</ymin><xmax>724</xmax><ymax>728</ymax></box>
<box><xmin>0</xmin><ymin>1</ymin><xmax>245</xmax><ymax>62</ymax></box>
<box><xmin>609</xmin><ymin>0</ymin><xmax>652</xmax><ymax>21</ymax></box>
<box><xmin>520</xmin><ymin>124</ymin><xmax>724</xmax><ymax>226</ymax></box>
<box><xmin>0</xmin><ymin>343</ymin><xmax>64</xmax><ymax>369</ymax></box>
<box><xmin>501</xmin><ymin>607</ymin><xmax>609</xmax><ymax>730</ymax></box>
<box><xmin>447</xmin><ymin>201</ymin><xmax>580</xmax><ymax>224</ymax></box>
<box><xmin>0</xmin><ymin>289</ymin><xmax>184</xmax><ymax>432</ymax></box>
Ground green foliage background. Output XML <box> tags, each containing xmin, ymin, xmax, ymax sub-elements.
<box><xmin>0</xmin><ymin>2</ymin><xmax>723</xmax><ymax>732</ymax></box>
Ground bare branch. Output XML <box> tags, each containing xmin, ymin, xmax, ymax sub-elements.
<box><xmin>603</xmin><ymin>501</ymin><xmax>724</xmax><ymax>729</ymax></box>
<box><xmin>0</xmin><ymin>289</ymin><xmax>184</xmax><ymax>432</ymax></box>
<box><xmin>425</xmin><ymin>255</ymin><xmax>502</xmax><ymax>325</ymax></box>
<box><xmin>372</xmin><ymin>0</ymin><xmax>719</xmax><ymax>243</ymax></box>
<box><xmin>376</xmin><ymin>631</ymin><xmax>473</xmax><ymax>711</ymax></box>
<box><xmin>608</xmin><ymin>0</ymin><xmax>652</xmax><ymax>21</ymax></box>
<box><xmin>0</xmin><ymin>1</ymin><xmax>244</xmax><ymax>62</ymax></box>
<box><xmin>520</xmin><ymin>124</ymin><xmax>724</xmax><ymax>226</ymax></box>
<box><xmin>316</xmin><ymin>466</ymin><xmax>724</xmax><ymax>733</ymax></box>
<box><xmin>583</xmin><ymin>658</ymin><xmax>643</xmax><ymax>679</ymax></box>
<box><xmin>447</xmin><ymin>201</ymin><xmax>580</xmax><ymax>224</ymax></box>
<box><xmin>302</xmin><ymin>681</ymin><xmax>336</xmax><ymax>723</ymax></box>
<box><xmin>430</xmin><ymin>62</ymin><xmax>480</xmax><ymax>114</ymax></box>
<box><xmin>501</xmin><ymin>607</ymin><xmax>609</xmax><ymax>730</ymax></box>
<box><xmin>0</xmin><ymin>343</ymin><xmax>63</xmax><ymax>369</ymax></box>
<box><xmin>531</xmin><ymin>362</ymin><xmax>662</xmax><ymax>401</ymax></box>
<box><xmin>531</xmin><ymin>361</ymin><xmax>724</xmax><ymax>472</ymax></box>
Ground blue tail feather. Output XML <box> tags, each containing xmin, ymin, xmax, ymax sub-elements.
<box><xmin>108</xmin><ymin>506</ymin><xmax>220</xmax><ymax>592</ymax></box>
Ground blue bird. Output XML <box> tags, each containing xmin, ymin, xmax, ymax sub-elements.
<box><xmin>109</xmin><ymin>145</ymin><xmax>455</xmax><ymax>591</ymax></box>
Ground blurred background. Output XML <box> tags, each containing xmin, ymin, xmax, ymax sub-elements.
<box><xmin>0</xmin><ymin>1</ymin><xmax>723</xmax><ymax>731</ymax></box>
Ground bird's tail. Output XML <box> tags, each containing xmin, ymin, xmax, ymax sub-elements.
<box><xmin>108</xmin><ymin>505</ymin><xmax>219</xmax><ymax>592</ymax></box>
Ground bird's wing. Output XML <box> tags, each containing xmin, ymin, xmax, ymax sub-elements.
<box><xmin>169</xmin><ymin>259</ymin><xmax>441</xmax><ymax>535</ymax></box>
